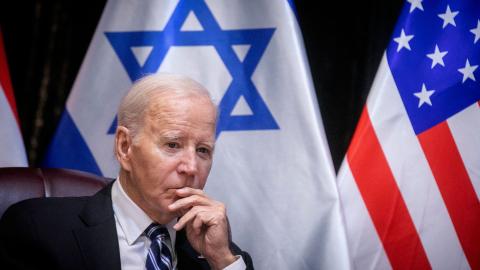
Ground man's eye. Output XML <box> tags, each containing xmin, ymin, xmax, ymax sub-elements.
<box><xmin>197</xmin><ymin>147</ymin><xmax>210</xmax><ymax>154</ymax></box>
<box><xmin>166</xmin><ymin>142</ymin><xmax>178</xmax><ymax>148</ymax></box>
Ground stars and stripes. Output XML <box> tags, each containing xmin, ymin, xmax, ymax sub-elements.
<box><xmin>387</xmin><ymin>0</ymin><xmax>480</xmax><ymax>135</ymax></box>
<box><xmin>337</xmin><ymin>0</ymin><xmax>479</xmax><ymax>269</ymax></box>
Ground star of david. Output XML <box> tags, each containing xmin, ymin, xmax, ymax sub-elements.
<box><xmin>105</xmin><ymin>0</ymin><xmax>279</xmax><ymax>137</ymax></box>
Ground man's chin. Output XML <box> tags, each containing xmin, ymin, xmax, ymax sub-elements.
<box><xmin>145</xmin><ymin>202</ymin><xmax>177</xmax><ymax>225</ymax></box>
<box><xmin>147</xmin><ymin>191</ymin><xmax>183</xmax><ymax>223</ymax></box>
<box><xmin>151</xmin><ymin>210</ymin><xmax>177</xmax><ymax>225</ymax></box>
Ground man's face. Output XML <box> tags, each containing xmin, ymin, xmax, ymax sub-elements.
<box><xmin>120</xmin><ymin>93</ymin><xmax>216</xmax><ymax>224</ymax></box>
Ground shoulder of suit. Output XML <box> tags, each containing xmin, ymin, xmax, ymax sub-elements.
<box><xmin>4</xmin><ymin>196</ymin><xmax>90</xmax><ymax>219</ymax></box>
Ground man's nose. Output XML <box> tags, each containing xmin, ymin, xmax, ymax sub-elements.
<box><xmin>177</xmin><ymin>149</ymin><xmax>198</xmax><ymax>175</ymax></box>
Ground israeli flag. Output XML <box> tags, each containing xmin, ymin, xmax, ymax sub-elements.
<box><xmin>44</xmin><ymin>1</ymin><xmax>350</xmax><ymax>269</ymax></box>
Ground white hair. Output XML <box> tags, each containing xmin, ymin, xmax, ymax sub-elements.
<box><xmin>117</xmin><ymin>73</ymin><xmax>216</xmax><ymax>139</ymax></box>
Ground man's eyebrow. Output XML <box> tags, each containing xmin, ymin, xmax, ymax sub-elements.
<box><xmin>200</xmin><ymin>141</ymin><xmax>215</xmax><ymax>147</ymax></box>
<box><xmin>159</xmin><ymin>132</ymin><xmax>183</xmax><ymax>140</ymax></box>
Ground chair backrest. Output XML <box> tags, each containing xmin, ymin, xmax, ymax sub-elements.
<box><xmin>0</xmin><ymin>167</ymin><xmax>110</xmax><ymax>218</ymax></box>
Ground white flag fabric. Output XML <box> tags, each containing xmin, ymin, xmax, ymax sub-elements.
<box><xmin>44</xmin><ymin>1</ymin><xmax>350</xmax><ymax>269</ymax></box>
<box><xmin>337</xmin><ymin>0</ymin><xmax>480</xmax><ymax>269</ymax></box>
<box><xmin>0</xmin><ymin>30</ymin><xmax>27</xmax><ymax>167</ymax></box>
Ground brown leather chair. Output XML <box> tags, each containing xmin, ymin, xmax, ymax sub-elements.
<box><xmin>0</xmin><ymin>167</ymin><xmax>110</xmax><ymax>218</ymax></box>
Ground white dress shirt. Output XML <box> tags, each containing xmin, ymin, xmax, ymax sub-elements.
<box><xmin>111</xmin><ymin>179</ymin><xmax>246</xmax><ymax>270</ymax></box>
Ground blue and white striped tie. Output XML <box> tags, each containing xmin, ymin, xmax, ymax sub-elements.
<box><xmin>145</xmin><ymin>223</ymin><xmax>173</xmax><ymax>270</ymax></box>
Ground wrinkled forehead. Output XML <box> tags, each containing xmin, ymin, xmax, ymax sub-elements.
<box><xmin>145</xmin><ymin>91</ymin><xmax>217</xmax><ymax>132</ymax></box>
<box><xmin>147</xmin><ymin>90</ymin><xmax>216</xmax><ymax>115</ymax></box>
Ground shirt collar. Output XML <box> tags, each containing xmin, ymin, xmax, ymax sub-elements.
<box><xmin>111</xmin><ymin>178</ymin><xmax>177</xmax><ymax>246</ymax></box>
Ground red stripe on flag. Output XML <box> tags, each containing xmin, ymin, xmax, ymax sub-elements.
<box><xmin>418</xmin><ymin>122</ymin><xmax>480</xmax><ymax>270</ymax></box>
<box><xmin>347</xmin><ymin>107</ymin><xmax>431</xmax><ymax>270</ymax></box>
<box><xmin>0</xmin><ymin>29</ymin><xmax>20</xmax><ymax>123</ymax></box>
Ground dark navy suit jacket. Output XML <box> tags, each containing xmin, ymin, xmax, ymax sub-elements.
<box><xmin>0</xmin><ymin>183</ymin><xmax>253</xmax><ymax>270</ymax></box>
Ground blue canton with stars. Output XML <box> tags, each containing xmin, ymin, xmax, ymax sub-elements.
<box><xmin>104</xmin><ymin>0</ymin><xmax>278</xmax><ymax>137</ymax></box>
<box><xmin>386</xmin><ymin>0</ymin><xmax>480</xmax><ymax>135</ymax></box>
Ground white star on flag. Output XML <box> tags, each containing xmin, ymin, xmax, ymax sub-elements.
<box><xmin>394</xmin><ymin>29</ymin><xmax>414</xmax><ymax>52</ymax></box>
<box><xmin>338</xmin><ymin>1</ymin><xmax>480</xmax><ymax>269</ymax></box>
<box><xmin>438</xmin><ymin>5</ymin><xmax>459</xmax><ymax>28</ymax></box>
<box><xmin>470</xmin><ymin>20</ymin><xmax>480</xmax><ymax>44</ymax></box>
<box><xmin>413</xmin><ymin>83</ymin><xmax>435</xmax><ymax>108</ymax></box>
<box><xmin>458</xmin><ymin>59</ymin><xmax>478</xmax><ymax>82</ymax></box>
<box><xmin>407</xmin><ymin>0</ymin><xmax>424</xmax><ymax>13</ymax></box>
<box><xmin>426</xmin><ymin>45</ymin><xmax>448</xmax><ymax>68</ymax></box>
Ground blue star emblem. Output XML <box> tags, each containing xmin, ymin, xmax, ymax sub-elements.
<box><xmin>105</xmin><ymin>0</ymin><xmax>279</xmax><ymax>137</ymax></box>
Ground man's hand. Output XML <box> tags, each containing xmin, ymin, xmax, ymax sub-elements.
<box><xmin>168</xmin><ymin>187</ymin><xmax>237</xmax><ymax>270</ymax></box>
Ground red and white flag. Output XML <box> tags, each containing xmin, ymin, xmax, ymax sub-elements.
<box><xmin>0</xmin><ymin>30</ymin><xmax>27</xmax><ymax>167</ymax></box>
<box><xmin>337</xmin><ymin>1</ymin><xmax>479</xmax><ymax>269</ymax></box>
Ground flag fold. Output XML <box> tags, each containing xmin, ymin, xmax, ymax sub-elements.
<box><xmin>337</xmin><ymin>0</ymin><xmax>480</xmax><ymax>269</ymax></box>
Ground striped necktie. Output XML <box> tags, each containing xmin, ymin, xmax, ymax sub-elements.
<box><xmin>145</xmin><ymin>223</ymin><xmax>173</xmax><ymax>270</ymax></box>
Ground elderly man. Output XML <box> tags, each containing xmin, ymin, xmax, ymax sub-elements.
<box><xmin>0</xmin><ymin>74</ymin><xmax>253</xmax><ymax>270</ymax></box>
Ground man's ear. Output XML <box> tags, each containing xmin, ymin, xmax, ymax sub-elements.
<box><xmin>115</xmin><ymin>126</ymin><xmax>133</xmax><ymax>172</ymax></box>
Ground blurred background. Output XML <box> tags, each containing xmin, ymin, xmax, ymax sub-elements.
<box><xmin>0</xmin><ymin>0</ymin><xmax>404</xmax><ymax>171</ymax></box>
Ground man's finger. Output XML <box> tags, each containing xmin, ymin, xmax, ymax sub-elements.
<box><xmin>173</xmin><ymin>205</ymin><xmax>208</xmax><ymax>231</ymax></box>
<box><xmin>191</xmin><ymin>213</ymin><xmax>208</xmax><ymax>235</ymax></box>
<box><xmin>175</xmin><ymin>187</ymin><xmax>205</xmax><ymax>197</ymax></box>
<box><xmin>168</xmin><ymin>194</ymin><xmax>212</xmax><ymax>212</ymax></box>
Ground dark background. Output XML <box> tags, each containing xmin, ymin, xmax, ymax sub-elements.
<box><xmin>0</xmin><ymin>0</ymin><xmax>404</xmax><ymax>172</ymax></box>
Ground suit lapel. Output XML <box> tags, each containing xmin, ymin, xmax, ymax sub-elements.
<box><xmin>73</xmin><ymin>183</ymin><xmax>121</xmax><ymax>270</ymax></box>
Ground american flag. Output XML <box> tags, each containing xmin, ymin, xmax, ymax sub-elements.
<box><xmin>337</xmin><ymin>0</ymin><xmax>479</xmax><ymax>269</ymax></box>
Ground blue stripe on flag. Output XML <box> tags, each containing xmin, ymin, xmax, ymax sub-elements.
<box><xmin>43</xmin><ymin>111</ymin><xmax>102</xmax><ymax>176</ymax></box>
